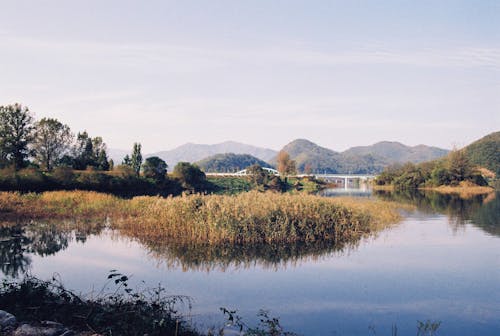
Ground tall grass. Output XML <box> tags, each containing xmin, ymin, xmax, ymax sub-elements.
<box><xmin>0</xmin><ymin>191</ymin><xmax>406</xmax><ymax>245</ymax></box>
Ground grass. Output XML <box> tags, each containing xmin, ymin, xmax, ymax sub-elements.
<box><xmin>420</xmin><ymin>181</ymin><xmax>494</xmax><ymax>198</ymax></box>
<box><xmin>0</xmin><ymin>190</ymin><xmax>406</xmax><ymax>245</ymax></box>
<box><xmin>0</xmin><ymin>274</ymin><xmax>199</xmax><ymax>336</ymax></box>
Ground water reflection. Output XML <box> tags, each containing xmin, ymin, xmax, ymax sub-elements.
<box><xmin>2</xmin><ymin>191</ymin><xmax>498</xmax><ymax>278</ymax></box>
<box><xmin>373</xmin><ymin>190</ymin><xmax>500</xmax><ymax>236</ymax></box>
<box><xmin>136</xmin><ymin>238</ymin><xmax>359</xmax><ymax>272</ymax></box>
<box><xmin>0</xmin><ymin>221</ymin><xmax>105</xmax><ymax>277</ymax></box>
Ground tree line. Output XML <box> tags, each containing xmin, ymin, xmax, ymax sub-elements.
<box><xmin>375</xmin><ymin>149</ymin><xmax>489</xmax><ymax>189</ymax></box>
<box><xmin>0</xmin><ymin>103</ymin><xmax>214</xmax><ymax>194</ymax></box>
<box><xmin>0</xmin><ymin>103</ymin><xmax>310</xmax><ymax>195</ymax></box>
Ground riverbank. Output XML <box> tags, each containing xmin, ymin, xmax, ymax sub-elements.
<box><xmin>373</xmin><ymin>183</ymin><xmax>494</xmax><ymax>198</ymax></box>
<box><xmin>0</xmin><ymin>190</ymin><xmax>406</xmax><ymax>245</ymax></box>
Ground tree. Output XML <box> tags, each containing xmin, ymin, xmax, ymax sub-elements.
<box><xmin>246</xmin><ymin>164</ymin><xmax>268</xmax><ymax>187</ymax></box>
<box><xmin>173</xmin><ymin>162</ymin><xmax>206</xmax><ymax>190</ymax></box>
<box><xmin>73</xmin><ymin>131</ymin><xmax>94</xmax><ymax>170</ymax></box>
<box><xmin>447</xmin><ymin>149</ymin><xmax>472</xmax><ymax>185</ymax></box>
<box><xmin>32</xmin><ymin>118</ymin><xmax>73</xmax><ymax>171</ymax></box>
<box><xmin>72</xmin><ymin>132</ymin><xmax>109</xmax><ymax>170</ymax></box>
<box><xmin>0</xmin><ymin>103</ymin><xmax>35</xmax><ymax>170</ymax></box>
<box><xmin>122</xmin><ymin>154</ymin><xmax>132</xmax><ymax>166</ymax></box>
<box><xmin>142</xmin><ymin>156</ymin><xmax>168</xmax><ymax>182</ymax></box>
<box><xmin>276</xmin><ymin>150</ymin><xmax>296</xmax><ymax>176</ymax></box>
<box><xmin>130</xmin><ymin>143</ymin><xmax>142</xmax><ymax>176</ymax></box>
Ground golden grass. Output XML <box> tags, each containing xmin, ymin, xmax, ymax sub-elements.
<box><xmin>420</xmin><ymin>181</ymin><xmax>494</xmax><ymax>199</ymax></box>
<box><xmin>0</xmin><ymin>190</ymin><xmax>407</xmax><ymax>245</ymax></box>
<box><xmin>372</xmin><ymin>185</ymin><xmax>395</xmax><ymax>191</ymax></box>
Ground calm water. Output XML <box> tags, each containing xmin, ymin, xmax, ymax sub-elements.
<box><xmin>1</xmin><ymin>191</ymin><xmax>499</xmax><ymax>335</ymax></box>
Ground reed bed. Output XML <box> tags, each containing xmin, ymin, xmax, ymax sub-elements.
<box><xmin>0</xmin><ymin>191</ymin><xmax>406</xmax><ymax>245</ymax></box>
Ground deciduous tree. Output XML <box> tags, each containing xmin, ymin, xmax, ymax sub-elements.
<box><xmin>33</xmin><ymin>118</ymin><xmax>73</xmax><ymax>171</ymax></box>
<box><xmin>130</xmin><ymin>143</ymin><xmax>142</xmax><ymax>176</ymax></box>
<box><xmin>276</xmin><ymin>150</ymin><xmax>296</xmax><ymax>176</ymax></box>
<box><xmin>0</xmin><ymin>103</ymin><xmax>35</xmax><ymax>170</ymax></box>
<box><xmin>142</xmin><ymin>156</ymin><xmax>167</xmax><ymax>182</ymax></box>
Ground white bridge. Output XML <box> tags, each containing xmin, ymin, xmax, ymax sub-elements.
<box><xmin>206</xmin><ymin>170</ymin><xmax>374</xmax><ymax>189</ymax></box>
<box><xmin>207</xmin><ymin>167</ymin><xmax>280</xmax><ymax>176</ymax></box>
<box><xmin>312</xmin><ymin>174</ymin><xmax>375</xmax><ymax>189</ymax></box>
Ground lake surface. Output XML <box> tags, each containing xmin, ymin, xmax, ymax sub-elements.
<box><xmin>1</xmin><ymin>191</ymin><xmax>499</xmax><ymax>335</ymax></box>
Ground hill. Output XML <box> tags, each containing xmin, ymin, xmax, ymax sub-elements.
<box><xmin>463</xmin><ymin>131</ymin><xmax>500</xmax><ymax>174</ymax></box>
<box><xmin>274</xmin><ymin>139</ymin><xmax>342</xmax><ymax>173</ymax></box>
<box><xmin>274</xmin><ymin>139</ymin><xmax>449</xmax><ymax>174</ymax></box>
<box><xmin>343</xmin><ymin>141</ymin><xmax>449</xmax><ymax>164</ymax></box>
<box><xmin>148</xmin><ymin>141</ymin><xmax>277</xmax><ymax>168</ymax></box>
<box><xmin>196</xmin><ymin>153</ymin><xmax>273</xmax><ymax>173</ymax></box>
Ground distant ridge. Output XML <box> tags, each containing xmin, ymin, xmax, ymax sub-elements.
<box><xmin>148</xmin><ymin>141</ymin><xmax>277</xmax><ymax>168</ymax></box>
<box><xmin>110</xmin><ymin>138</ymin><xmax>451</xmax><ymax>174</ymax></box>
<box><xmin>272</xmin><ymin>139</ymin><xmax>449</xmax><ymax>174</ymax></box>
<box><xmin>343</xmin><ymin>141</ymin><xmax>449</xmax><ymax>164</ymax></box>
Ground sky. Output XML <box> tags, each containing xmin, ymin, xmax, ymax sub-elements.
<box><xmin>1</xmin><ymin>0</ymin><xmax>499</xmax><ymax>153</ymax></box>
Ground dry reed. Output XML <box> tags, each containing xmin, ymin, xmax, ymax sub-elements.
<box><xmin>0</xmin><ymin>191</ymin><xmax>406</xmax><ymax>245</ymax></box>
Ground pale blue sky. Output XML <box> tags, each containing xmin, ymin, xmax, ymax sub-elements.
<box><xmin>1</xmin><ymin>0</ymin><xmax>499</xmax><ymax>152</ymax></box>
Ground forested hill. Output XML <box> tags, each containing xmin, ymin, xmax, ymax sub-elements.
<box><xmin>196</xmin><ymin>153</ymin><xmax>273</xmax><ymax>173</ymax></box>
<box><xmin>343</xmin><ymin>141</ymin><xmax>449</xmax><ymax>164</ymax></box>
<box><xmin>272</xmin><ymin>139</ymin><xmax>449</xmax><ymax>174</ymax></box>
<box><xmin>464</xmin><ymin>131</ymin><xmax>500</xmax><ymax>174</ymax></box>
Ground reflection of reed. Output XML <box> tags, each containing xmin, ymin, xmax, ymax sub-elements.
<box><xmin>132</xmin><ymin>237</ymin><xmax>361</xmax><ymax>272</ymax></box>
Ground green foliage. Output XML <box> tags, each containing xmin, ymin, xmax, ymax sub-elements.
<box><xmin>464</xmin><ymin>131</ymin><xmax>500</xmax><ymax>174</ymax></box>
<box><xmin>72</xmin><ymin>132</ymin><xmax>110</xmax><ymax>171</ymax></box>
<box><xmin>173</xmin><ymin>162</ymin><xmax>207</xmax><ymax>191</ymax></box>
<box><xmin>131</xmin><ymin>142</ymin><xmax>143</xmax><ymax>176</ymax></box>
<box><xmin>246</xmin><ymin>164</ymin><xmax>285</xmax><ymax>192</ymax></box>
<box><xmin>446</xmin><ymin>149</ymin><xmax>473</xmax><ymax>185</ymax></box>
<box><xmin>392</xmin><ymin>163</ymin><xmax>426</xmax><ymax>189</ymax></box>
<box><xmin>0</xmin><ymin>103</ymin><xmax>35</xmax><ymax>170</ymax></box>
<box><xmin>197</xmin><ymin>153</ymin><xmax>272</xmax><ymax>173</ymax></box>
<box><xmin>33</xmin><ymin>118</ymin><xmax>73</xmax><ymax>171</ymax></box>
<box><xmin>207</xmin><ymin>176</ymin><xmax>252</xmax><ymax>194</ymax></box>
<box><xmin>143</xmin><ymin>156</ymin><xmax>168</xmax><ymax>182</ymax></box>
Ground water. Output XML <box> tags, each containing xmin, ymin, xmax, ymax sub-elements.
<box><xmin>1</xmin><ymin>191</ymin><xmax>499</xmax><ymax>335</ymax></box>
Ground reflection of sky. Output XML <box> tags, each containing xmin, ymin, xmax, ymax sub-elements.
<box><xmin>26</xmin><ymin>212</ymin><xmax>500</xmax><ymax>335</ymax></box>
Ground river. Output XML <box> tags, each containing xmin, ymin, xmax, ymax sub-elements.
<box><xmin>1</xmin><ymin>190</ymin><xmax>499</xmax><ymax>335</ymax></box>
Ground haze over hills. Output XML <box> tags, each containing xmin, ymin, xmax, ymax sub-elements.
<box><xmin>109</xmin><ymin>138</ymin><xmax>451</xmax><ymax>174</ymax></box>
<box><xmin>147</xmin><ymin>141</ymin><xmax>277</xmax><ymax>168</ymax></box>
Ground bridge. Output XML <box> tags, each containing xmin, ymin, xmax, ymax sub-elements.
<box><xmin>206</xmin><ymin>170</ymin><xmax>374</xmax><ymax>188</ymax></box>
<box><xmin>311</xmin><ymin>174</ymin><xmax>375</xmax><ymax>189</ymax></box>
<box><xmin>207</xmin><ymin>167</ymin><xmax>280</xmax><ymax>176</ymax></box>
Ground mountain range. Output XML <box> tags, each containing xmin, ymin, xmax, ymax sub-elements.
<box><xmin>109</xmin><ymin>139</ymin><xmax>450</xmax><ymax>174</ymax></box>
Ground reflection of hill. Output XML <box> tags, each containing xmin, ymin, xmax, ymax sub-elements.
<box><xmin>131</xmin><ymin>236</ymin><xmax>362</xmax><ymax>272</ymax></box>
<box><xmin>0</xmin><ymin>221</ymin><xmax>105</xmax><ymax>277</ymax></box>
<box><xmin>373</xmin><ymin>190</ymin><xmax>500</xmax><ymax>237</ymax></box>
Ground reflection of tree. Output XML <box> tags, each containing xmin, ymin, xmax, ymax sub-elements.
<box><xmin>133</xmin><ymin>236</ymin><xmax>360</xmax><ymax>272</ymax></box>
<box><xmin>0</xmin><ymin>221</ymin><xmax>105</xmax><ymax>277</ymax></box>
<box><xmin>472</xmin><ymin>194</ymin><xmax>500</xmax><ymax>237</ymax></box>
<box><xmin>0</xmin><ymin>225</ymin><xmax>32</xmax><ymax>277</ymax></box>
<box><xmin>373</xmin><ymin>190</ymin><xmax>500</xmax><ymax>237</ymax></box>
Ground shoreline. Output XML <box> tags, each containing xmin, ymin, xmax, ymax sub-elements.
<box><xmin>373</xmin><ymin>184</ymin><xmax>495</xmax><ymax>196</ymax></box>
